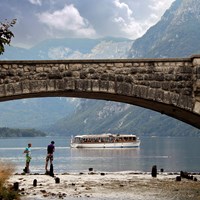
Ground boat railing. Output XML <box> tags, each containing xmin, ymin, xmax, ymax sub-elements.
<box><xmin>72</xmin><ymin>137</ymin><xmax>137</xmax><ymax>144</ymax></box>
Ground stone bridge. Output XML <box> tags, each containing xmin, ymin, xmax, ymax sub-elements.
<box><xmin>0</xmin><ymin>55</ymin><xmax>200</xmax><ymax>129</ymax></box>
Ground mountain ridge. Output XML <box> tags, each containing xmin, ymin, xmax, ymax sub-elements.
<box><xmin>128</xmin><ymin>0</ymin><xmax>200</xmax><ymax>58</ymax></box>
<box><xmin>1</xmin><ymin>37</ymin><xmax>133</xmax><ymax>60</ymax></box>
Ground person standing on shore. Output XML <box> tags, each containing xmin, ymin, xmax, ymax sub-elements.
<box><xmin>23</xmin><ymin>143</ymin><xmax>32</xmax><ymax>173</ymax></box>
<box><xmin>45</xmin><ymin>141</ymin><xmax>55</xmax><ymax>175</ymax></box>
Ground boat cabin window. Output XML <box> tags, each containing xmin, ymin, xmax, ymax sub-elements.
<box><xmin>73</xmin><ymin>135</ymin><xmax>137</xmax><ymax>143</ymax></box>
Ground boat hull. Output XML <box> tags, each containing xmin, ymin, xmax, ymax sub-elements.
<box><xmin>70</xmin><ymin>141</ymin><xmax>140</xmax><ymax>148</ymax></box>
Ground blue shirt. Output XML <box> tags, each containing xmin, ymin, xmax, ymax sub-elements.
<box><xmin>25</xmin><ymin>147</ymin><xmax>31</xmax><ymax>157</ymax></box>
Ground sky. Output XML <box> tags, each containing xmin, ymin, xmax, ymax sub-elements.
<box><xmin>1</xmin><ymin>0</ymin><xmax>175</xmax><ymax>48</ymax></box>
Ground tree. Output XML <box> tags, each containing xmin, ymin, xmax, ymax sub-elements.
<box><xmin>0</xmin><ymin>19</ymin><xmax>16</xmax><ymax>55</ymax></box>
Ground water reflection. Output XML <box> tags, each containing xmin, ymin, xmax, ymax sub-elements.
<box><xmin>67</xmin><ymin>148</ymin><xmax>141</xmax><ymax>172</ymax></box>
<box><xmin>70</xmin><ymin>148</ymin><xmax>140</xmax><ymax>158</ymax></box>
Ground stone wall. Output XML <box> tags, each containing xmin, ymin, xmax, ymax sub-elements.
<box><xmin>0</xmin><ymin>55</ymin><xmax>200</xmax><ymax>128</ymax></box>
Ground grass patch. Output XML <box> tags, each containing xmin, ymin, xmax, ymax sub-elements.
<box><xmin>0</xmin><ymin>161</ymin><xmax>20</xmax><ymax>200</ymax></box>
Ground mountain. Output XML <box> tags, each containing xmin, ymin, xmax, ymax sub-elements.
<box><xmin>0</xmin><ymin>97</ymin><xmax>77</xmax><ymax>130</ymax></box>
<box><xmin>128</xmin><ymin>0</ymin><xmax>200</xmax><ymax>58</ymax></box>
<box><xmin>1</xmin><ymin>37</ymin><xmax>133</xmax><ymax>60</ymax></box>
<box><xmin>49</xmin><ymin>100</ymin><xmax>200</xmax><ymax>137</ymax></box>
<box><xmin>48</xmin><ymin>0</ymin><xmax>200</xmax><ymax>137</ymax></box>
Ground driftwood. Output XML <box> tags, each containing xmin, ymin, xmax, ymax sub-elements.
<box><xmin>55</xmin><ymin>177</ymin><xmax>60</xmax><ymax>184</ymax></box>
<box><xmin>151</xmin><ymin>165</ymin><xmax>157</xmax><ymax>177</ymax></box>
<box><xmin>180</xmin><ymin>171</ymin><xmax>197</xmax><ymax>181</ymax></box>
<box><xmin>13</xmin><ymin>182</ymin><xmax>19</xmax><ymax>191</ymax></box>
<box><xmin>33</xmin><ymin>179</ymin><xmax>37</xmax><ymax>187</ymax></box>
<box><xmin>176</xmin><ymin>176</ymin><xmax>181</xmax><ymax>181</ymax></box>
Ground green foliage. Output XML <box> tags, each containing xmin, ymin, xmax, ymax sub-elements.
<box><xmin>0</xmin><ymin>162</ymin><xmax>20</xmax><ymax>200</ymax></box>
<box><xmin>0</xmin><ymin>186</ymin><xmax>19</xmax><ymax>200</ymax></box>
<box><xmin>0</xmin><ymin>19</ymin><xmax>16</xmax><ymax>55</ymax></box>
<box><xmin>0</xmin><ymin>127</ymin><xmax>46</xmax><ymax>137</ymax></box>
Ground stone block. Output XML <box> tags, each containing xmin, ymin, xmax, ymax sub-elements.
<box><xmin>193</xmin><ymin>101</ymin><xmax>200</xmax><ymax>114</ymax></box>
<box><xmin>114</xmin><ymin>63</ymin><xmax>124</xmax><ymax>68</ymax></box>
<box><xmin>146</xmin><ymin>88</ymin><xmax>156</xmax><ymax>100</ymax></box>
<box><xmin>116</xmin><ymin>75</ymin><xmax>124</xmax><ymax>82</ymax></box>
<box><xmin>101</xmin><ymin>73</ymin><xmax>109</xmax><ymax>81</ymax></box>
<box><xmin>80</xmin><ymin>71</ymin><xmax>88</xmax><ymax>79</ymax></box>
<box><xmin>108</xmin><ymin>81</ymin><xmax>115</xmax><ymax>94</ymax></box>
<box><xmin>122</xmin><ymin>83</ymin><xmax>132</xmax><ymax>96</ymax></box>
<box><xmin>75</xmin><ymin>79</ymin><xmax>90</xmax><ymax>91</ymax></box>
<box><xmin>133</xmin><ymin>63</ymin><xmax>139</xmax><ymax>67</ymax></box>
<box><xmin>36</xmin><ymin>67</ymin><xmax>44</xmax><ymax>73</ymax></box>
<box><xmin>193</xmin><ymin>58</ymin><xmax>200</xmax><ymax>66</ymax></box>
<box><xmin>99</xmin><ymin>80</ymin><xmax>109</xmax><ymax>92</ymax></box>
<box><xmin>55</xmin><ymin>79</ymin><xmax>65</xmax><ymax>90</ymax></box>
<box><xmin>139</xmin><ymin>86</ymin><xmax>148</xmax><ymax>98</ymax></box>
<box><xmin>130</xmin><ymin>67</ymin><xmax>138</xmax><ymax>74</ymax></box>
<box><xmin>59</xmin><ymin>64</ymin><xmax>66</xmax><ymax>71</ymax></box>
<box><xmin>155</xmin><ymin>89</ymin><xmax>164</xmax><ymax>102</ymax></box>
<box><xmin>124</xmin><ymin>63</ymin><xmax>132</xmax><ymax>67</ymax></box>
<box><xmin>63</xmin><ymin>78</ymin><xmax>75</xmax><ymax>90</ymax></box>
<box><xmin>69</xmin><ymin>64</ymin><xmax>83</xmax><ymax>71</ymax></box>
<box><xmin>91</xmin><ymin>80</ymin><xmax>100</xmax><ymax>92</ymax></box>
<box><xmin>72</xmin><ymin>71</ymin><xmax>80</xmax><ymax>78</ymax></box>
<box><xmin>13</xmin><ymin>82</ymin><xmax>22</xmax><ymax>95</ymax></box>
<box><xmin>22</xmin><ymin>81</ymin><xmax>31</xmax><ymax>94</ymax></box>
<box><xmin>163</xmin><ymin>91</ymin><xmax>170</xmax><ymax>104</ymax></box>
<box><xmin>48</xmin><ymin>72</ymin><xmax>63</xmax><ymax>79</ymax></box>
<box><xmin>3</xmin><ymin>64</ymin><xmax>9</xmax><ymax>69</ymax></box>
<box><xmin>106</xmin><ymin>63</ymin><xmax>114</xmax><ymax>68</ymax></box>
<box><xmin>0</xmin><ymin>85</ymin><xmax>5</xmax><ymax>97</ymax></box>
<box><xmin>31</xmin><ymin>80</ymin><xmax>47</xmax><ymax>92</ymax></box>
<box><xmin>47</xmin><ymin>79</ymin><xmax>55</xmax><ymax>91</ymax></box>
<box><xmin>176</xmin><ymin>62</ymin><xmax>184</xmax><ymax>67</ymax></box>
<box><xmin>5</xmin><ymin>84</ymin><xmax>15</xmax><ymax>95</ymax></box>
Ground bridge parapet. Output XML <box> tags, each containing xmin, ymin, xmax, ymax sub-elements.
<box><xmin>193</xmin><ymin>56</ymin><xmax>200</xmax><ymax>114</ymax></box>
<box><xmin>0</xmin><ymin>55</ymin><xmax>200</xmax><ymax>129</ymax></box>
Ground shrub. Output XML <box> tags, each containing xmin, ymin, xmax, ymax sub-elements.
<box><xmin>0</xmin><ymin>161</ymin><xmax>20</xmax><ymax>200</ymax></box>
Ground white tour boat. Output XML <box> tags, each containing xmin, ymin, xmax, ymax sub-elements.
<box><xmin>70</xmin><ymin>133</ymin><xmax>140</xmax><ymax>148</ymax></box>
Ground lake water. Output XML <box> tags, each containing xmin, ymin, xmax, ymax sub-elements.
<box><xmin>0</xmin><ymin>136</ymin><xmax>199</xmax><ymax>174</ymax></box>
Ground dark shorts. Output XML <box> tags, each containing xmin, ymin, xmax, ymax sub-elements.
<box><xmin>46</xmin><ymin>154</ymin><xmax>53</xmax><ymax>162</ymax></box>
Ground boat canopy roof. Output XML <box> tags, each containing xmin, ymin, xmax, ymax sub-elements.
<box><xmin>73</xmin><ymin>133</ymin><xmax>137</xmax><ymax>138</ymax></box>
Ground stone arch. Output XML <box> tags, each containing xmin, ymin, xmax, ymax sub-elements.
<box><xmin>0</xmin><ymin>55</ymin><xmax>200</xmax><ymax>129</ymax></box>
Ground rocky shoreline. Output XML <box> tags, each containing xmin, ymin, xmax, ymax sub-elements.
<box><xmin>8</xmin><ymin>171</ymin><xmax>200</xmax><ymax>200</ymax></box>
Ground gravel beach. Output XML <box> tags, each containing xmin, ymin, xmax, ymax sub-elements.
<box><xmin>8</xmin><ymin>171</ymin><xmax>200</xmax><ymax>200</ymax></box>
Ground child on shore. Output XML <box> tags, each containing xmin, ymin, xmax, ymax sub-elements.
<box><xmin>23</xmin><ymin>143</ymin><xmax>32</xmax><ymax>173</ymax></box>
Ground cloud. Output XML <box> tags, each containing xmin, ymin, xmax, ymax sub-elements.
<box><xmin>148</xmin><ymin>0</ymin><xmax>175</xmax><ymax>23</ymax></box>
<box><xmin>149</xmin><ymin>0</ymin><xmax>175</xmax><ymax>12</ymax></box>
<box><xmin>28</xmin><ymin>0</ymin><xmax>42</xmax><ymax>6</ymax></box>
<box><xmin>37</xmin><ymin>4</ymin><xmax>96</xmax><ymax>37</ymax></box>
<box><xmin>112</xmin><ymin>0</ymin><xmax>175</xmax><ymax>39</ymax></box>
<box><xmin>114</xmin><ymin>0</ymin><xmax>132</xmax><ymax>17</ymax></box>
<box><xmin>2</xmin><ymin>0</ymin><xmax>176</xmax><ymax>47</ymax></box>
<box><xmin>113</xmin><ymin>0</ymin><xmax>148</xmax><ymax>39</ymax></box>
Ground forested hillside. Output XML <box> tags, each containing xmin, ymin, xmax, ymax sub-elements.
<box><xmin>0</xmin><ymin>127</ymin><xmax>46</xmax><ymax>137</ymax></box>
